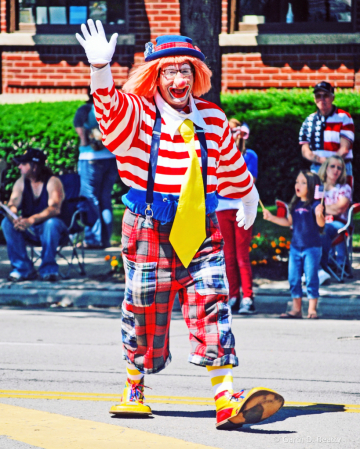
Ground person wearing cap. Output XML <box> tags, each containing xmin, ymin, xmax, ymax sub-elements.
<box><xmin>1</xmin><ymin>149</ymin><xmax>67</xmax><ymax>282</ymax></box>
<box><xmin>74</xmin><ymin>86</ymin><xmax>118</xmax><ymax>249</ymax></box>
<box><xmin>299</xmin><ymin>81</ymin><xmax>355</xmax><ymax>175</ymax></box>
<box><xmin>75</xmin><ymin>20</ymin><xmax>284</xmax><ymax>430</ymax></box>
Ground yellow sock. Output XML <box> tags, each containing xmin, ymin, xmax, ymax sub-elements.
<box><xmin>207</xmin><ymin>365</ymin><xmax>234</xmax><ymax>410</ymax></box>
<box><xmin>126</xmin><ymin>362</ymin><xmax>143</xmax><ymax>384</ymax></box>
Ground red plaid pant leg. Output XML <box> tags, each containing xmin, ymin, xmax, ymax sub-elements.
<box><xmin>177</xmin><ymin>213</ymin><xmax>238</xmax><ymax>367</ymax></box>
<box><xmin>121</xmin><ymin>209</ymin><xmax>238</xmax><ymax>374</ymax></box>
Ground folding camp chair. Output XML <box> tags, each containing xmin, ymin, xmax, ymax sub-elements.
<box><xmin>327</xmin><ymin>203</ymin><xmax>360</xmax><ymax>282</ymax></box>
<box><xmin>30</xmin><ymin>173</ymin><xmax>97</xmax><ymax>278</ymax></box>
<box><xmin>324</xmin><ymin>175</ymin><xmax>356</xmax><ymax>283</ymax></box>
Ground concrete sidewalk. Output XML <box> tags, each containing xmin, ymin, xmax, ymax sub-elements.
<box><xmin>0</xmin><ymin>245</ymin><xmax>359</xmax><ymax>319</ymax></box>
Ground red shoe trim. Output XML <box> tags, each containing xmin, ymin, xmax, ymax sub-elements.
<box><xmin>216</xmin><ymin>407</ymin><xmax>237</xmax><ymax>424</ymax></box>
<box><xmin>214</xmin><ymin>390</ymin><xmax>228</xmax><ymax>402</ymax></box>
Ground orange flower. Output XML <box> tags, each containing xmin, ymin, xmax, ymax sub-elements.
<box><xmin>271</xmin><ymin>241</ymin><xmax>276</xmax><ymax>248</ymax></box>
<box><xmin>104</xmin><ymin>255</ymin><xmax>110</xmax><ymax>261</ymax></box>
<box><xmin>272</xmin><ymin>256</ymin><xmax>278</xmax><ymax>261</ymax></box>
<box><xmin>275</xmin><ymin>249</ymin><xmax>281</xmax><ymax>254</ymax></box>
<box><xmin>279</xmin><ymin>236</ymin><xmax>286</xmax><ymax>242</ymax></box>
<box><xmin>257</xmin><ymin>233</ymin><xmax>261</xmax><ymax>238</ymax></box>
<box><xmin>279</xmin><ymin>242</ymin><xmax>286</xmax><ymax>247</ymax></box>
<box><xmin>112</xmin><ymin>256</ymin><xmax>117</xmax><ymax>260</ymax></box>
<box><xmin>263</xmin><ymin>259</ymin><xmax>268</xmax><ymax>264</ymax></box>
<box><xmin>286</xmin><ymin>243</ymin><xmax>291</xmax><ymax>249</ymax></box>
<box><xmin>287</xmin><ymin>241</ymin><xmax>291</xmax><ymax>245</ymax></box>
<box><xmin>249</xmin><ymin>247</ymin><xmax>252</xmax><ymax>252</ymax></box>
<box><xmin>252</xmin><ymin>243</ymin><xmax>258</xmax><ymax>249</ymax></box>
<box><xmin>251</xmin><ymin>260</ymin><xmax>257</xmax><ymax>265</ymax></box>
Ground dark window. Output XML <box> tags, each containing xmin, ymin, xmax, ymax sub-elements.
<box><xmin>238</xmin><ymin>0</ymin><xmax>354</xmax><ymax>33</ymax></box>
<box><xmin>19</xmin><ymin>0</ymin><xmax>128</xmax><ymax>33</ymax></box>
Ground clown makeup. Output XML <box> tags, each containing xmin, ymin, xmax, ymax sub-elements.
<box><xmin>157</xmin><ymin>62</ymin><xmax>194</xmax><ymax>110</ymax></box>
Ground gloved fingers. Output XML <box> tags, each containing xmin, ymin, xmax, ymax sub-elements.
<box><xmin>88</xmin><ymin>57</ymin><xmax>111</xmax><ymax>65</ymax></box>
<box><xmin>80</xmin><ymin>23</ymin><xmax>91</xmax><ymax>40</ymax></box>
<box><xmin>237</xmin><ymin>217</ymin><xmax>245</xmax><ymax>228</ymax></box>
<box><xmin>75</xmin><ymin>33</ymin><xmax>86</xmax><ymax>47</ymax></box>
<box><xmin>95</xmin><ymin>20</ymin><xmax>106</xmax><ymax>38</ymax></box>
<box><xmin>235</xmin><ymin>209</ymin><xmax>244</xmax><ymax>222</ymax></box>
<box><xmin>87</xmin><ymin>19</ymin><xmax>97</xmax><ymax>36</ymax></box>
<box><xmin>109</xmin><ymin>33</ymin><xmax>119</xmax><ymax>50</ymax></box>
<box><xmin>243</xmin><ymin>215</ymin><xmax>256</xmax><ymax>230</ymax></box>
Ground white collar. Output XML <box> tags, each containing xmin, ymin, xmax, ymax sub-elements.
<box><xmin>154</xmin><ymin>90</ymin><xmax>209</xmax><ymax>139</ymax></box>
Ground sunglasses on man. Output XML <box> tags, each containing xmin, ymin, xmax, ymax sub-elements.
<box><xmin>315</xmin><ymin>92</ymin><xmax>332</xmax><ymax>100</ymax></box>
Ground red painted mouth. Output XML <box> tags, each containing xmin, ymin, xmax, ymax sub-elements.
<box><xmin>169</xmin><ymin>85</ymin><xmax>190</xmax><ymax>99</ymax></box>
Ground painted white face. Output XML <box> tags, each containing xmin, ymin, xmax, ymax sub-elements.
<box><xmin>157</xmin><ymin>62</ymin><xmax>194</xmax><ymax>110</ymax></box>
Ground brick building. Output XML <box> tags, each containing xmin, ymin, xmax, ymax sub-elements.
<box><xmin>0</xmin><ymin>0</ymin><xmax>360</xmax><ymax>94</ymax></box>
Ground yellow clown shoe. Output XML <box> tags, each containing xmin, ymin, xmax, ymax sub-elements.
<box><xmin>109</xmin><ymin>378</ymin><xmax>152</xmax><ymax>416</ymax></box>
<box><xmin>215</xmin><ymin>387</ymin><xmax>284</xmax><ymax>430</ymax></box>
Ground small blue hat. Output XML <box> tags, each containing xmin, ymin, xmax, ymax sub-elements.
<box><xmin>144</xmin><ymin>35</ymin><xmax>205</xmax><ymax>62</ymax></box>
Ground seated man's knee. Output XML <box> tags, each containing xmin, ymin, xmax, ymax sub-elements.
<box><xmin>1</xmin><ymin>216</ymin><xmax>14</xmax><ymax>236</ymax></box>
<box><xmin>42</xmin><ymin>217</ymin><xmax>64</xmax><ymax>234</ymax></box>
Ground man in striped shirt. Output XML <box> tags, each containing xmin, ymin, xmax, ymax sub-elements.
<box><xmin>76</xmin><ymin>19</ymin><xmax>284</xmax><ymax>430</ymax></box>
<box><xmin>299</xmin><ymin>81</ymin><xmax>355</xmax><ymax>175</ymax></box>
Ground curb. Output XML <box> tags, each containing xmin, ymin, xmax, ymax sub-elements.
<box><xmin>0</xmin><ymin>288</ymin><xmax>124</xmax><ymax>308</ymax></box>
<box><xmin>0</xmin><ymin>289</ymin><xmax>359</xmax><ymax>319</ymax></box>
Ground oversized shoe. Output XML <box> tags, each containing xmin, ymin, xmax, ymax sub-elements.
<box><xmin>216</xmin><ymin>387</ymin><xmax>284</xmax><ymax>430</ymax></box>
<box><xmin>109</xmin><ymin>378</ymin><xmax>152</xmax><ymax>416</ymax></box>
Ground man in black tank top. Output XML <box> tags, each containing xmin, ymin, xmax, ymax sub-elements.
<box><xmin>1</xmin><ymin>149</ymin><xmax>67</xmax><ymax>282</ymax></box>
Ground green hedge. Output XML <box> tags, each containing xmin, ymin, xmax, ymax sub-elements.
<box><xmin>0</xmin><ymin>100</ymin><xmax>125</xmax><ymax>203</ymax></box>
<box><xmin>221</xmin><ymin>88</ymin><xmax>360</xmax><ymax>204</ymax></box>
<box><xmin>0</xmin><ymin>89</ymin><xmax>359</xmax><ymax>205</ymax></box>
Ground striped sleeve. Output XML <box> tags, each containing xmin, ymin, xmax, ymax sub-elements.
<box><xmin>299</xmin><ymin>115</ymin><xmax>311</xmax><ymax>144</ymax></box>
<box><xmin>90</xmin><ymin>64</ymin><xmax>143</xmax><ymax>157</ymax></box>
<box><xmin>338</xmin><ymin>109</ymin><xmax>355</xmax><ymax>143</ymax></box>
<box><xmin>216</xmin><ymin>118</ymin><xmax>253</xmax><ymax>199</ymax></box>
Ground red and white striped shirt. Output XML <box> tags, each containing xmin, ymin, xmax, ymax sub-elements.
<box><xmin>299</xmin><ymin>107</ymin><xmax>355</xmax><ymax>160</ymax></box>
<box><xmin>91</xmin><ymin>65</ymin><xmax>253</xmax><ymax>199</ymax></box>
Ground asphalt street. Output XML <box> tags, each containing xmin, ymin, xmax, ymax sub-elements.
<box><xmin>0</xmin><ymin>308</ymin><xmax>359</xmax><ymax>449</ymax></box>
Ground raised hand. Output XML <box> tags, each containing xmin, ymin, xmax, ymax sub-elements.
<box><xmin>76</xmin><ymin>19</ymin><xmax>118</xmax><ymax>66</ymax></box>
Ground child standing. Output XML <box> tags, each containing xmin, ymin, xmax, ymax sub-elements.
<box><xmin>263</xmin><ymin>171</ymin><xmax>325</xmax><ymax>319</ymax></box>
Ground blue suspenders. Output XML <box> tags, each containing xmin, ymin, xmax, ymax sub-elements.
<box><xmin>145</xmin><ymin>103</ymin><xmax>208</xmax><ymax>219</ymax></box>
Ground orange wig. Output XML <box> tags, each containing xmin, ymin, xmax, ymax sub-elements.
<box><xmin>122</xmin><ymin>56</ymin><xmax>212</xmax><ymax>98</ymax></box>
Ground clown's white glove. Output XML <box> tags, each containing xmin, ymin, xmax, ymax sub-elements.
<box><xmin>236</xmin><ymin>184</ymin><xmax>259</xmax><ymax>230</ymax></box>
<box><xmin>75</xmin><ymin>19</ymin><xmax>118</xmax><ymax>65</ymax></box>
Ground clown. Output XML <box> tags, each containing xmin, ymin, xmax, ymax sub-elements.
<box><xmin>76</xmin><ymin>20</ymin><xmax>284</xmax><ymax>430</ymax></box>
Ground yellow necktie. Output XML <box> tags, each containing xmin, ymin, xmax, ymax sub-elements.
<box><xmin>169</xmin><ymin>119</ymin><xmax>206</xmax><ymax>268</ymax></box>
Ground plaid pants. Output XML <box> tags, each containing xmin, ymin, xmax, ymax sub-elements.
<box><xmin>121</xmin><ymin>208</ymin><xmax>238</xmax><ymax>374</ymax></box>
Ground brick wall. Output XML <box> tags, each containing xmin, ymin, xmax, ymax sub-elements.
<box><xmin>2</xmin><ymin>51</ymin><xmax>130</xmax><ymax>94</ymax></box>
<box><xmin>221</xmin><ymin>51</ymin><xmax>356</xmax><ymax>91</ymax></box>
<box><xmin>221</xmin><ymin>0</ymin><xmax>228</xmax><ymax>33</ymax></box>
<box><xmin>132</xmin><ymin>0</ymin><xmax>180</xmax><ymax>66</ymax></box>
<box><xmin>0</xmin><ymin>0</ymin><xmax>6</xmax><ymax>33</ymax></box>
<box><xmin>1</xmin><ymin>0</ymin><xmax>181</xmax><ymax>93</ymax></box>
<box><xmin>1</xmin><ymin>0</ymin><xmax>360</xmax><ymax>93</ymax></box>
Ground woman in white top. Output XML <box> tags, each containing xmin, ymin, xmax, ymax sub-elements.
<box><xmin>318</xmin><ymin>155</ymin><xmax>351</xmax><ymax>271</ymax></box>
